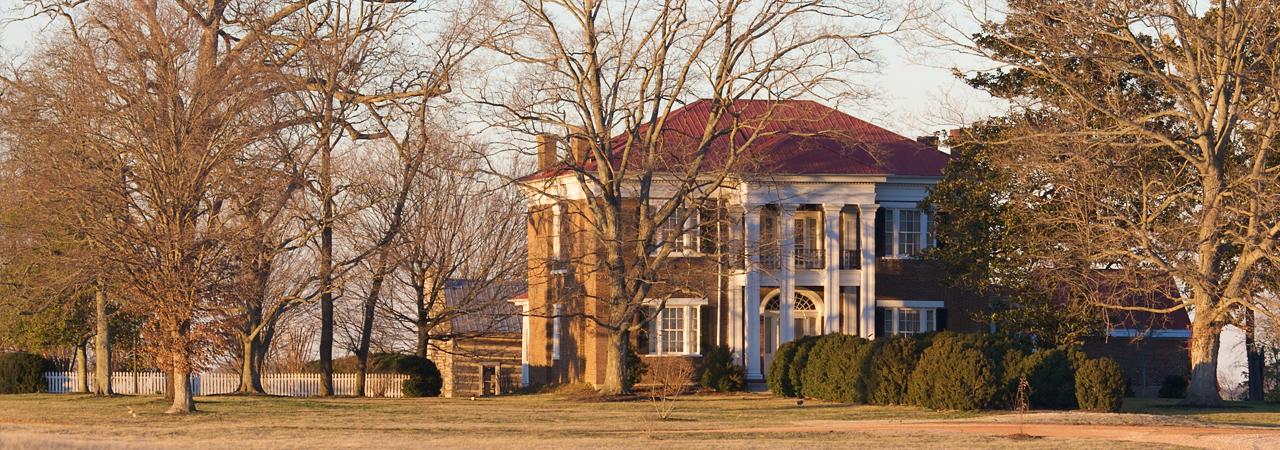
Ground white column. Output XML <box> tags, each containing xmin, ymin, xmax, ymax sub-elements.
<box><xmin>516</xmin><ymin>301</ymin><xmax>531</xmax><ymax>387</ymax></box>
<box><xmin>726</xmin><ymin>283</ymin><xmax>741</xmax><ymax>358</ymax></box>
<box><xmin>727</xmin><ymin>206</ymin><xmax>746</xmax><ymax>362</ymax></box>
<box><xmin>858</xmin><ymin>204</ymin><xmax>879</xmax><ymax>338</ymax></box>
<box><xmin>779</xmin><ymin>204</ymin><xmax>797</xmax><ymax>343</ymax></box>
<box><xmin>822</xmin><ymin>203</ymin><xmax>842</xmax><ymax>334</ymax></box>
<box><xmin>743</xmin><ymin>205</ymin><xmax>764</xmax><ymax>380</ymax></box>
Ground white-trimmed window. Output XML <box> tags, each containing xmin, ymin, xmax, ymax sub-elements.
<box><xmin>794</xmin><ymin>212</ymin><xmax>822</xmax><ymax>269</ymax></box>
<box><xmin>550</xmin><ymin>203</ymin><xmax>564</xmax><ymax>260</ymax></box>
<box><xmin>657</xmin><ymin>205</ymin><xmax>700</xmax><ymax>255</ymax></box>
<box><xmin>645</xmin><ymin>298</ymin><xmax>705</xmax><ymax>355</ymax></box>
<box><xmin>881</xmin><ymin>307</ymin><xmax>937</xmax><ymax>335</ymax></box>
<box><xmin>886</xmin><ymin>208</ymin><xmax>928</xmax><ymax>258</ymax></box>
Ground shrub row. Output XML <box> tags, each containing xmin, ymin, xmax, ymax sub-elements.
<box><xmin>767</xmin><ymin>332</ymin><xmax>1127</xmax><ymax>411</ymax></box>
<box><xmin>0</xmin><ymin>352</ymin><xmax>54</xmax><ymax>394</ymax></box>
<box><xmin>699</xmin><ymin>345</ymin><xmax>745</xmax><ymax>392</ymax></box>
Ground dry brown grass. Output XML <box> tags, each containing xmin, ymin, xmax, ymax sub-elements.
<box><xmin>0</xmin><ymin>393</ymin><xmax>1269</xmax><ymax>449</ymax></box>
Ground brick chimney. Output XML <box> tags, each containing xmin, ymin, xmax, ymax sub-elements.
<box><xmin>537</xmin><ymin>133</ymin><xmax>558</xmax><ymax>171</ymax></box>
<box><xmin>567</xmin><ymin>126</ymin><xmax>588</xmax><ymax>165</ymax></box>
<box><xmin>915</xmin><ymin>135</ymin><xmax>940</xmax><ymax>148</ymax></box>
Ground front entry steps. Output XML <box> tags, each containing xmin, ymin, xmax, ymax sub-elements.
<box><xmin>745</xmin><ymin>380</ymin><xmax>769</xmax><ymax>392</ymax></box>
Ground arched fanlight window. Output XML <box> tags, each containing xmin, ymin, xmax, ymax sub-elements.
<box><xmin>763</xmin><ymin>293</ymin><xmax>818</xmax><ymax>311</ymax></box>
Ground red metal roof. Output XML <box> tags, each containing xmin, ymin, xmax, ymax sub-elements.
<box><xmin>524</xmin><ymin>99</ymin><xmax>949</xmax><ymax>180</ymax></box>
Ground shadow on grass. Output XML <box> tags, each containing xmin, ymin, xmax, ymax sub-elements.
<box><xmin>1124</xmin><ymin>397</ymin><xmax>1280</xmax><ymax>427</ymax></box>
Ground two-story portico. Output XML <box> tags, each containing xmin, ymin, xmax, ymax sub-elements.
<box><xmin>515</xmin><ymin>99</ymin><xmax>981</xmax><ymax>388</ymax></box>
<box><xmin>725</xmin><ymin>175</ymin><xmax>941</xmax><ymax>380</ymax></box>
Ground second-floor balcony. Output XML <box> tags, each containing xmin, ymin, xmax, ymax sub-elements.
<box><xmin>795</xmin><ymin>248</ymin><xmax>824</xmax><ymax>270</ymax></box>
<box><xmin>840</xmin><ymin>250</ymin><xmax>860</xmax><ymax>270</ymax></box>
<box><xmin>759</xmin><ymin>247</ymin><xmax>861</xmax><ymax>271</ymax></box>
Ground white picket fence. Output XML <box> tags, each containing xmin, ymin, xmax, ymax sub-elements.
<box><xmin>44</xmin><ymin>372</ymin><xmax>411</xmax><ymax>398</ymax></box>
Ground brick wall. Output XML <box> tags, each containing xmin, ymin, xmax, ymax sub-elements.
<box><xmin>875</xmin><ymin>258</ymin><xmax>987</xmax><ymax>333</ymax></box>
<box><xmin>636</xmin><ymin>355</ymin><xmax>703</xmax><ymax>387</ymax></box>
<box><xmin>1082</xmin><ymin>337</ymin><xmax>1189</xmax><ymax>397</ymax></box>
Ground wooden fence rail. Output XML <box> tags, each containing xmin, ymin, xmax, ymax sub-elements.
<box><xmin>44</xmin><ymin>372</ymin><xmax>411</xmax><ymax>398</ymax></box>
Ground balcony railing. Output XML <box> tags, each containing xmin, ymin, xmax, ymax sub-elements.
<box><xmin>795</xmin><ymin>248</ymin><xmax>824</xmax><ymax>269</ymax></box>
<box><xmin>840</xmin><ymin>250</ymin><xmax>860</xmax><ymax>270</ymax></box>
<box><xmin>761</xmin><ymin>253</ymin><xmax>780</xmax><ymax>270</ymax></box>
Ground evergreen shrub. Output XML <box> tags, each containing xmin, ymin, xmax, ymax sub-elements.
<box><xmin>1075</xmin><ymin>357</ymin><xmax>1125</xmax><ymax>412</ymax></box>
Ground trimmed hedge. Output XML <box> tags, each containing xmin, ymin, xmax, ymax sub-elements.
<box><xmin>1010</xmin><ymin>348</ymin><xmax>1077</xmax><ymax>409</ymax></box>
<box><xmin>625</xmin><ymin>347</ymin><xmax>646</xmax><ymax>389</ymax></box>
<box><xmin>1075</xmin><ymin>357</ymin><xmax>1125</xmax><ymax>412</ymax></box>
<box><xmin>700</xmin><ymin>345</ymin><xmax>745</xmax><ymax>392</ymax></box>
<box><xmin>373</xmin><ymin>354</ymin><xmax>440</xmax><ymax>398</ymax></box>
<box><xmin>800</xmin><ymin>335</ymin><xmax>873</xmax><ymax>402</ymax></box>
<box><xmin>867</xmin><ymin>335</ymin><xmax>925</xmax><ymax>405</ymax></box>
<box><xmin>0</xmin><ymin>352</ymin><xmax>53</xmax><ymax>394</ymax></box>
<box><xmin>907</xmin><ymin>336</ymin><xmax>1000</xmax><ymax>410</ymax></box>
<box><xmin>767</xmin><ymin>336</ymin><xmax>817</xmax><ymax>397</ymax></box>
<box><xmin>765</xmin><ymin>331</ymin><xmax>1127</xmax><ymax>413</ymax></box>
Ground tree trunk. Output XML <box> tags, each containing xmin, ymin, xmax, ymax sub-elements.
<box><xmin>1183</xmin><ymin>320</ymin><xmax>1224</xmax><ymax>406</ymax></box>
<box><xmin>599</xmin><ymin>328</ymin><xmax>630</xmax><ymax>395</ymax></box>
<box><xmin>355</xmin><ymin>252</ymin><xmax>389</xmax><ymax>397</ymax></box>
<box><xmin>74</xmin><ymin>339</ymin><xmax>89</xmax><ymax>393</ymax></box>
<box><xmin>166</xmin><ymin>364</ymin><xmax>195</xmax><ymax>414</ymax></box>
<box><xmin>414</xmin><ymin>273</ymin><xmax>432</xmax><ymax>359</ymax></box>
<box><xmin>318</xmin><ymin>141</ymin><xmax>335</xmax><ymax>397</ymax></box>
<box><xmin>415</xmin><ymin>311</ymin><xmax>431</xmax><ymax>359</ymax></box>
<box><xmin>237</xmin><ymin>336</ymin><xmax>266</xmax><ymax>395</ymax></box>
<box><xmin>92</xmin><ymin>283</ymin><xmax>112</xmax><ymax>396</ymax></box>
<box><xmin>253</xmin><ymin>324</ymin><xmax>274</xmax><ymax>392</ymax></box>
<box><xmin>1246</xmin><ymin>310</ymin><xmax>1265</xmax><ymax>402</ymax></box>
<box><xmin>237</xmin><ymin>263</ymin><xmax>271</xmax><ymax>395</ymax></box>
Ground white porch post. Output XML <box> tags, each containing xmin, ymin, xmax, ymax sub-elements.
<box><xmin>779</xmin><ymin>204</ymin><xmax>797</xmax><ymax>343</ymax></box>
<box><xmin>743</xmin><ymin>205</ymin><xmax>764</xmax><ymax>380</ymax></box>
<box><xmin>515</xmin><ymin>300</ymin><xmax>531</xmax><ymax>387</ymax></box>
<box><xmin>822</xmin><ymin>203</ymin><xmax>842</xmax><ymax>334</ymax></box>
<box><xmin>728</xmin><ymin>206</ymin><xmax>746</xmax><ymax>362</ymax></box>
<box><xmin>858</xmin><ymin>204</ymin><xmax>879</xmax><ymax>338</ymax></box>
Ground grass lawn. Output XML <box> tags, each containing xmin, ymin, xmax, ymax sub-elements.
<box><xmin>1122</xmin><ymin>397</ymin><xmax>1280</xmax><ymax>427</ymax></box>
<box><xmin>0</xmin><ymin>391</ymin><xmax>1276</xmax><ymax>449</ymax></box>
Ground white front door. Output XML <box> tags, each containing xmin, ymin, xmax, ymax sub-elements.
<box><xmin>761</xmin><ymin>312</ymin><xmax>780</xmax><ymax>373</ymax></box>
<box><xmin>760</xmin><ymin>292</ymin><xmax>822</xmax><ymax>374</ymax></box>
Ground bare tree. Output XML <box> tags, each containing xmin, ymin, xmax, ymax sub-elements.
<box><xmin>931</xmin><ymin>0</ymin><xmax>1280</xmax><ymax>405</ymax></box>
<box><xmin>381</xmin><ymin>138</ymin><xmax>527</xmax><ymax>359</ymax></box>
<box><xmin>0</xmin><ymin>0</ymin><xmax>373</xmax><ymax>413</ymax></box>
<box><xmin>280</xmin><ymin>0</ymin><xmax>496</xmax><ymax>396</ymax></box>
<box><xmin>482</xmin><ymin>0</ymin><xmax>909</xmax><ymax>394</ymax></box>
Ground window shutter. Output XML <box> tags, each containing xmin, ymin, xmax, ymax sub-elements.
<box><xmin>690</xmin><ymin>306</ymin><xmax>701</xmax><ymax>355</ymax></box>
<box><xmin>937</xmin><ymin>308</ymin><xmax>948</xmax><ymax>331</ymax></box>
<box><xmin>699</xmin><ymin>207</ymin><xmax>717</xmax><ymax>254</ymax></box>
<box><xmin>648</xmin><ymin>307</ymin><xmax>659</xmax><ymax>354</ymax></box>
<box><xmin>874</xmin><ymin>207</ymin><xmax>886</xmax><ymax>257</ymax></box>
<box><xmin>874</xmin><ymin>307</ymin><xmax>886</xmax><ymax>336</ymax></box>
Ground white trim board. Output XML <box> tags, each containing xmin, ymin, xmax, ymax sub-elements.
<box><xmin>1108</xmin><ymin>329</ymin><xmax>1191</xmax><ymax>339</ymax></box>
<box><xmin>643</xmin><ymin>297</ymin><xmax>709</xmax><ymax>307</ymax></box>
<box><xmin>874</xmin><ymin>300</ymin><xmax>944</xmax><ymax>308</ymax></box>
